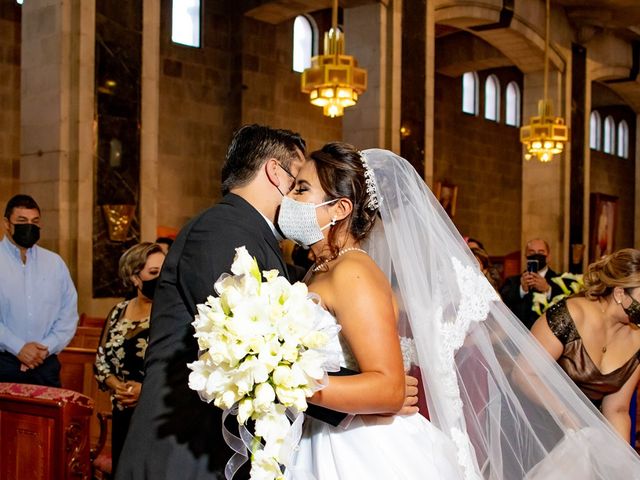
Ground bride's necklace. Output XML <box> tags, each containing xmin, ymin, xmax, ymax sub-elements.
<box><xmin>312</xmin><ymin>247</ymin><xmax>367</xmax><ymax>273</ymax></box>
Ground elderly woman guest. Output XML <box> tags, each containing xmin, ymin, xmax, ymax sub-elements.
<box><xmin>531</xmin><ymin>248</ymin><xmax>640</xmax><ymax>441</ymax></box>
<box><xmin>94</xmin><ymin>242</ymin><xmax>165</xmax><ymax>472</ymax></box>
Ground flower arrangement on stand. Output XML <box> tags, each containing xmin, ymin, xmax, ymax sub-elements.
<box><xmin>532</xmin><ymin>272</ymin><xmax>585</xmax><ymax>316</ymax></box>
<box><xmin>187</xmin><ymin>246</ymin><xmax>341</xmax><ymax>480</ymax></box>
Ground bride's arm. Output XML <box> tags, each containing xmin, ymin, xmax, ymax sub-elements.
<box><xmin>309</xmin><ymin>258</ymin><xmax>406</xmax><ymax>414</ymax></box>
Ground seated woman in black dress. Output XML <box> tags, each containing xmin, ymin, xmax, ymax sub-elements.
<box><xmin>531</xmin><ymin>248</ymin><xmax>640</xmax><ymax>441</ymax></box>
<box><xmin>94</xmin><ymin>242</ymin><xmax>165</xmax><ymax>472</ymax></box>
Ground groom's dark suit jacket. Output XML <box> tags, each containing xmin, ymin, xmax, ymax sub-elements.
<box><xmin>117</xmin><ymin>194</ymin><xmax>345</xmax><ymax>479</ymax></box>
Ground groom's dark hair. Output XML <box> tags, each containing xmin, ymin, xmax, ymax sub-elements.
<box><xmin>221</xmin><ymin>124</ymin><xmax>306</xmax><ymax>195</ymax></box>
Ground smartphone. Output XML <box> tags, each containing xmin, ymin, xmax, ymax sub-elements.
<box><xmin>526</xmin><ymin>259</ymin><xmax>539</xmax><ymax>273</ymax></box>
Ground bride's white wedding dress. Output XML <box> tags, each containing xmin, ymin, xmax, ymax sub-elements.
<box><xmin>288</xmin><ymin>149</ymin><xmax>640</xmax><ymax>479</ymax></box>
<box><xmin>290</xmin><ymin>330</ymin><xmax>464</xmax><ymax>479</ymax></box>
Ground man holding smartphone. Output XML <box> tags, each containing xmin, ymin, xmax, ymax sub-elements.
<box><xmin>500</xmin><ymin>238</ymin><xmax>564</xmax><ymax>329</ymax></box>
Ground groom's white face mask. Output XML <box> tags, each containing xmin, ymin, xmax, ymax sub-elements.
<box><xmin>277</xmin><ymin>196</ymin><xmax>337</xmax><ymax>248</ymax></box>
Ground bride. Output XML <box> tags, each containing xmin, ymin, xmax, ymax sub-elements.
<box><xmin>276</xmin><ymin>143</ymin><xmax>640</xmax><ymax>479</ymax></box>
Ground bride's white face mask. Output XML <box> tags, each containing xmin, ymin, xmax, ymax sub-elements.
<box><xmin>277</xmin><ymin>196</ymin><xmax>337</xmax><ymax>247</ymax></box>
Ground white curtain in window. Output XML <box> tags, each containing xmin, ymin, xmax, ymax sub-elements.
<box><xmin>589</xmin><ymin>111</ymin><xmax>601</xmax><ymax>150</ymax></box>
<box><xmin>172</xmin><ymin>0</ymin><xmax>201</xmax><ymax>48</ymax></box>
<box><xmin>462</xmin><ymin>72</ymin><xmax>478</xmax><ymax>115</ymax></box>
<box><xmin>603</xmin><ymin>116</ymin><xmax>615</xmax><ymax>154</ymax></box>
<box><xmin>617</xmin><ymin>120</ymin><xmax>629</xmax><ymax>158</ymax></box>
<box><xmin>484</xmin><ymin>75</ymin><xmax>500</xmax><ymax>121</ymax></box>
<box><xmin>505</xmin><ymin>82</ymin><xmax>520</xmax><ymax>127</ymax></box>
<box><xmin>293</xmin><ymin>16</ymin><xmax>314</xmax><ymax>73</ymax></box>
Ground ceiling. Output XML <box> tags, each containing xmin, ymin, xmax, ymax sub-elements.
<box><xmin>554</xmin><ymin>0</ymin><xmax>640</xmax><ymax>39</ymax></box>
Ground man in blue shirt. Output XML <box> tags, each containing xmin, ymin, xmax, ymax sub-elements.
<box><xmin>0</xmin><ymin>194</ymin><xmax>79</xmax><ymax>387</ymax></box>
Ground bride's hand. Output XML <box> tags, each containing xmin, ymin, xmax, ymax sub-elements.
<box><xmin>398</xmin><ymin>375</ymin><xmax>419</xmax><ymax>415</ymax></box>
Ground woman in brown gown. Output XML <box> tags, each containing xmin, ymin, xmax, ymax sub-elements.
<box><xmin>531</xmin><ymin>248</ymin><xmax>640</xmax><ymax>441</ymax></box>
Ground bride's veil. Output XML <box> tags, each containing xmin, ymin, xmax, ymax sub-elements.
<box><xmin>360</xmin><ymin>149</ymin><xmax>640</xmax><ymax>479</ymax></box>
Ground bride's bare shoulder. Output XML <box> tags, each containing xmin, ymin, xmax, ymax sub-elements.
<box><xmin>331</xmin><ymin>253</ymin><xmax>393</xmax><ymax>297</ymax></box>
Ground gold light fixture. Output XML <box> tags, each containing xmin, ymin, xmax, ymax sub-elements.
<box><xmin>102</xmin><ymin>204</ymin><xmax>136</xmax><ymax>242</ymax></box>
<box><xmin>301</xmin><ymin>0</ymin><xmax>367</xmax><ymax>117</ymax></box>
<box><xmin>520</xmin><ymin>0</ymin><xmax>569</xmax><ymax>162</ymax></box>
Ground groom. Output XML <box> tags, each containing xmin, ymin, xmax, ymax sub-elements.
<box><xmin>117</xmin><ymin>125</ymin><xmax>418</xmax><ymax>479</ymax></box>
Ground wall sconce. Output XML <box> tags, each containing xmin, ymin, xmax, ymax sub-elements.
<box><xmin>109</xmin><ymin>138</ymin><xmax>122</xmax><ymax>168</ymax></box>
<box><xmin>400</xmin><ymin>125</ymin><xmax>412</xmax><ymax>139</ymax></box>
<box><xmin>102</xmin><ymin>204</ymin><xmax>136</xmax><ymax>242</ymax></box>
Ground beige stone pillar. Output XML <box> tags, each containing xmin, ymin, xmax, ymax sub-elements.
<box><xmin>140</xmin><ymin>0</ymin><xmax>161</xmax><ymax>243</ymax></box>
<box><xmin>20</xmin><ymin>0</ymin><xmax>98</xmax><ymax>274</ymax></box>
<box><xmin>424</xmin><ymin>0</ymin><xmax>436</xmax><ymax>186</ymax></box>
<box><xmin>343</xmin><ymin>0</ymin><xmax>402</xmax><ymax>150</ymax></box>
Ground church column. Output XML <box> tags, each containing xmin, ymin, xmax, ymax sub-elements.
<box><xmin>20</xmin><ymin>0</ymin><xmax>91</xmax><ymax>275</ymax></box>
<box><xmin>140</xmin><ymin>0</ymin><xmax>160</xmax><ymax>242</ymax></box>
<box><xmin>568</xmin><ymin>43</ymin><xmax>588</xmax><ymax>272</ymax></box>
<box><xmin>342</xmin><ymin>0</ymin><xmax>402</xmax><ymax>151</ymax></box>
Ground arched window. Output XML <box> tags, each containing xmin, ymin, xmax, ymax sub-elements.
<box><xmin>505</xmin><ymin>81</ymin><xmax>521</xmax><ymax>127</ymax></box>
<box><xmin>462</xmin><ymin>72</ymin><xmax>479</xmax><ymax>115</ymax></box>
<box><xmin>293</xmin><ymin>16</ymin><xmax>316</xmax><ymax>73</ymax></box>
<box><xmin>589</xmin><ymin>111</ymin><xmax>601</xmax><ymax>150</ymax></box>
<box><xmin>617</xmin><ymin>120</ymin><xmax>629</xmax><ymax>158</ymax></box>
<box><xmin>171</xmin><ymin>0</ymin><xmax>201</xmax><ymax>48</ymax></box>
<box><xmin>484</xmin><ymin>75</ymin><xmax>500</xmax><ymax>121</ymax></box>
<box><xmin>603</xmin><ymin>115</ymin><xmax>615</xmax><ymax>154</ymax></box>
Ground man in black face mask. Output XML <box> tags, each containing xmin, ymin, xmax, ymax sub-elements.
<box><xmin>500</xmin><ymin>238</ymin><xmax>564</xmax><ymax>329</ymax></box>
<box><xmin>0</xmin><ymin>194</ymin><xmax>79</xmax><ymax>386</ymax></box>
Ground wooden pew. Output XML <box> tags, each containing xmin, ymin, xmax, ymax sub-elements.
<box><xmin>0</xmin><ymin>383</ymin><xmax>93</xmax><ymax>480</ymax></box>
<box><xmin>59</xmin><ymin>321</ymin><xmax>112</xmax><ymax>451</ymax></box>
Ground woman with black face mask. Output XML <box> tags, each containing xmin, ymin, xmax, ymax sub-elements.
<box><xmin>530</xmin><ymin>248</ymin><xmax>640</xmax><ymax>442</ymax></box>
<box><xmin>94</xmin><ymin>242</ymin><xmax>165</xmax><ymax>473</ymax></box>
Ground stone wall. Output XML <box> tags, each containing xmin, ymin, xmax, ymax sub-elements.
<box><xmin>434</xmin><ymin>69</ymin><xmax>523</xmax><ymax>257</ymax></box>
<box><xmin>0</xmin><ymin>3</ymin><xmax>20</xmax><ymax>226</ymax></box>
<box><xmin>155</xmin><ymin>5</ymin><xmax>341</xmax><ymax>233</ymax></box>
<box><xmin>155</xmin><ymin>0</ymin><xmax>241</xmax><ymax>230</ymax></box>
<box><xmin>590</xmin><ymin>106</ymin><xmax>636</xmax><ymax>255</ymax></box>
<box><xmin>240</xmin><ymin>14</ymin><xmax>341</xmax><ymax>153</ymax></box>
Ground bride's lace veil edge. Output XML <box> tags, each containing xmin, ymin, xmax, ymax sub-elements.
<box><xmin>359</xmin><ymin>148</ymin><xmax>640</xmax><ymax>480</ymax></box>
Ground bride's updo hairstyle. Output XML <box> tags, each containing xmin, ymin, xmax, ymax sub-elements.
<box><xmin>309</xmin><ymin>142</ymin><xmax>379</xmax><ymax>256</ymax></box>
<box><xmin>583</xmin><ymin>248</ymin><xmax>640</xmax><ymax>300</ymax></box>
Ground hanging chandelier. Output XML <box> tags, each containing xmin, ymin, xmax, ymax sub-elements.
<box><xmin>520</xmin><ymin>0</ymin><xmax>569</xmax><ymax>162</ymax></box>
<box><xmin>300</xmin><ymin>0</ymin><xmax>367</xmax><ymax>117</ymax></box>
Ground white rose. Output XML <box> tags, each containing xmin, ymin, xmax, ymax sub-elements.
<box><xmin>253</xmin><ymin>383</ymin><xmax>276</xmax><ymax>413</ymax></box>
<box><xmin>301</xmin><ymin>330</ymin><xmax>329</xmax><ymax>349</ymax></box>
<box><xmin>186</xmin><ymin>360</ymin><xmax>211</xmax><ymax>394</ymax></box>
<box><xmin>263</xmin><ymin>269</ymin><xmax>280</xmax><ymax>282</ymax></box>
<box><xmin>230</xmin><ymin>246</ymin><xmax>256</xmax><ymax>277</ymax></box>
<box><xmin>257</xmin><ymin>339</ymin><xmax>283</xmax><ymax>372</ymax></box>
<box><xmin>297</xmin><ymin>349</ymin><xmax>326</xmax><ymax>380</ymax></box>
<box><xmin>279</xmin><ymin>341</ymin><xmax>299</xmax><ymax>363</ymax></box>
<box><xmin>216</xmin><ymin>388</ymin><xmax>240</xmax><ymax>410</ymax></box>
<box><xmin>275</xmin><ymin>386</ymin><xmax>308</xmax><ymax>411</ymax></box>
<box><xmin>254</xmin><ymin>404</ymin><xmax>289</xmax><ymax>441</ymax></box>
<box><xmin>272</xmin><ymin>365</ymin><xmax>294</xmax><ymax>388</ymax></box>
<box><xmin>237</xmin><ymin>398</ymin><xmax>254</xmax><ymax>424</ymax></box>
<box><xmin>250</xmin><ymin>450</ymin><xmax>284</xmax><ymax>480</ymax></box>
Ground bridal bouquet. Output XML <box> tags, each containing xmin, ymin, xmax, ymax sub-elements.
<box><xmin>187</xmin><ymin>246</ymin><xmax>341</xmax><ymax>480</ymax></box>
<box><xmin>532</xmin><ymin>272</ymin><xmax>584</xmax><ymax>316</ymax></box>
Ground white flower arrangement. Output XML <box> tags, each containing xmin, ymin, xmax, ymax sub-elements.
<box><xmin>187</xmin><ymin>246</ymin><xmax>341</xmax><ymax>480</ymax></box>
<box><xmin>532</xmin><ymin>272</ymin><xmax>585</xmax><ymax>316</ymax></box>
